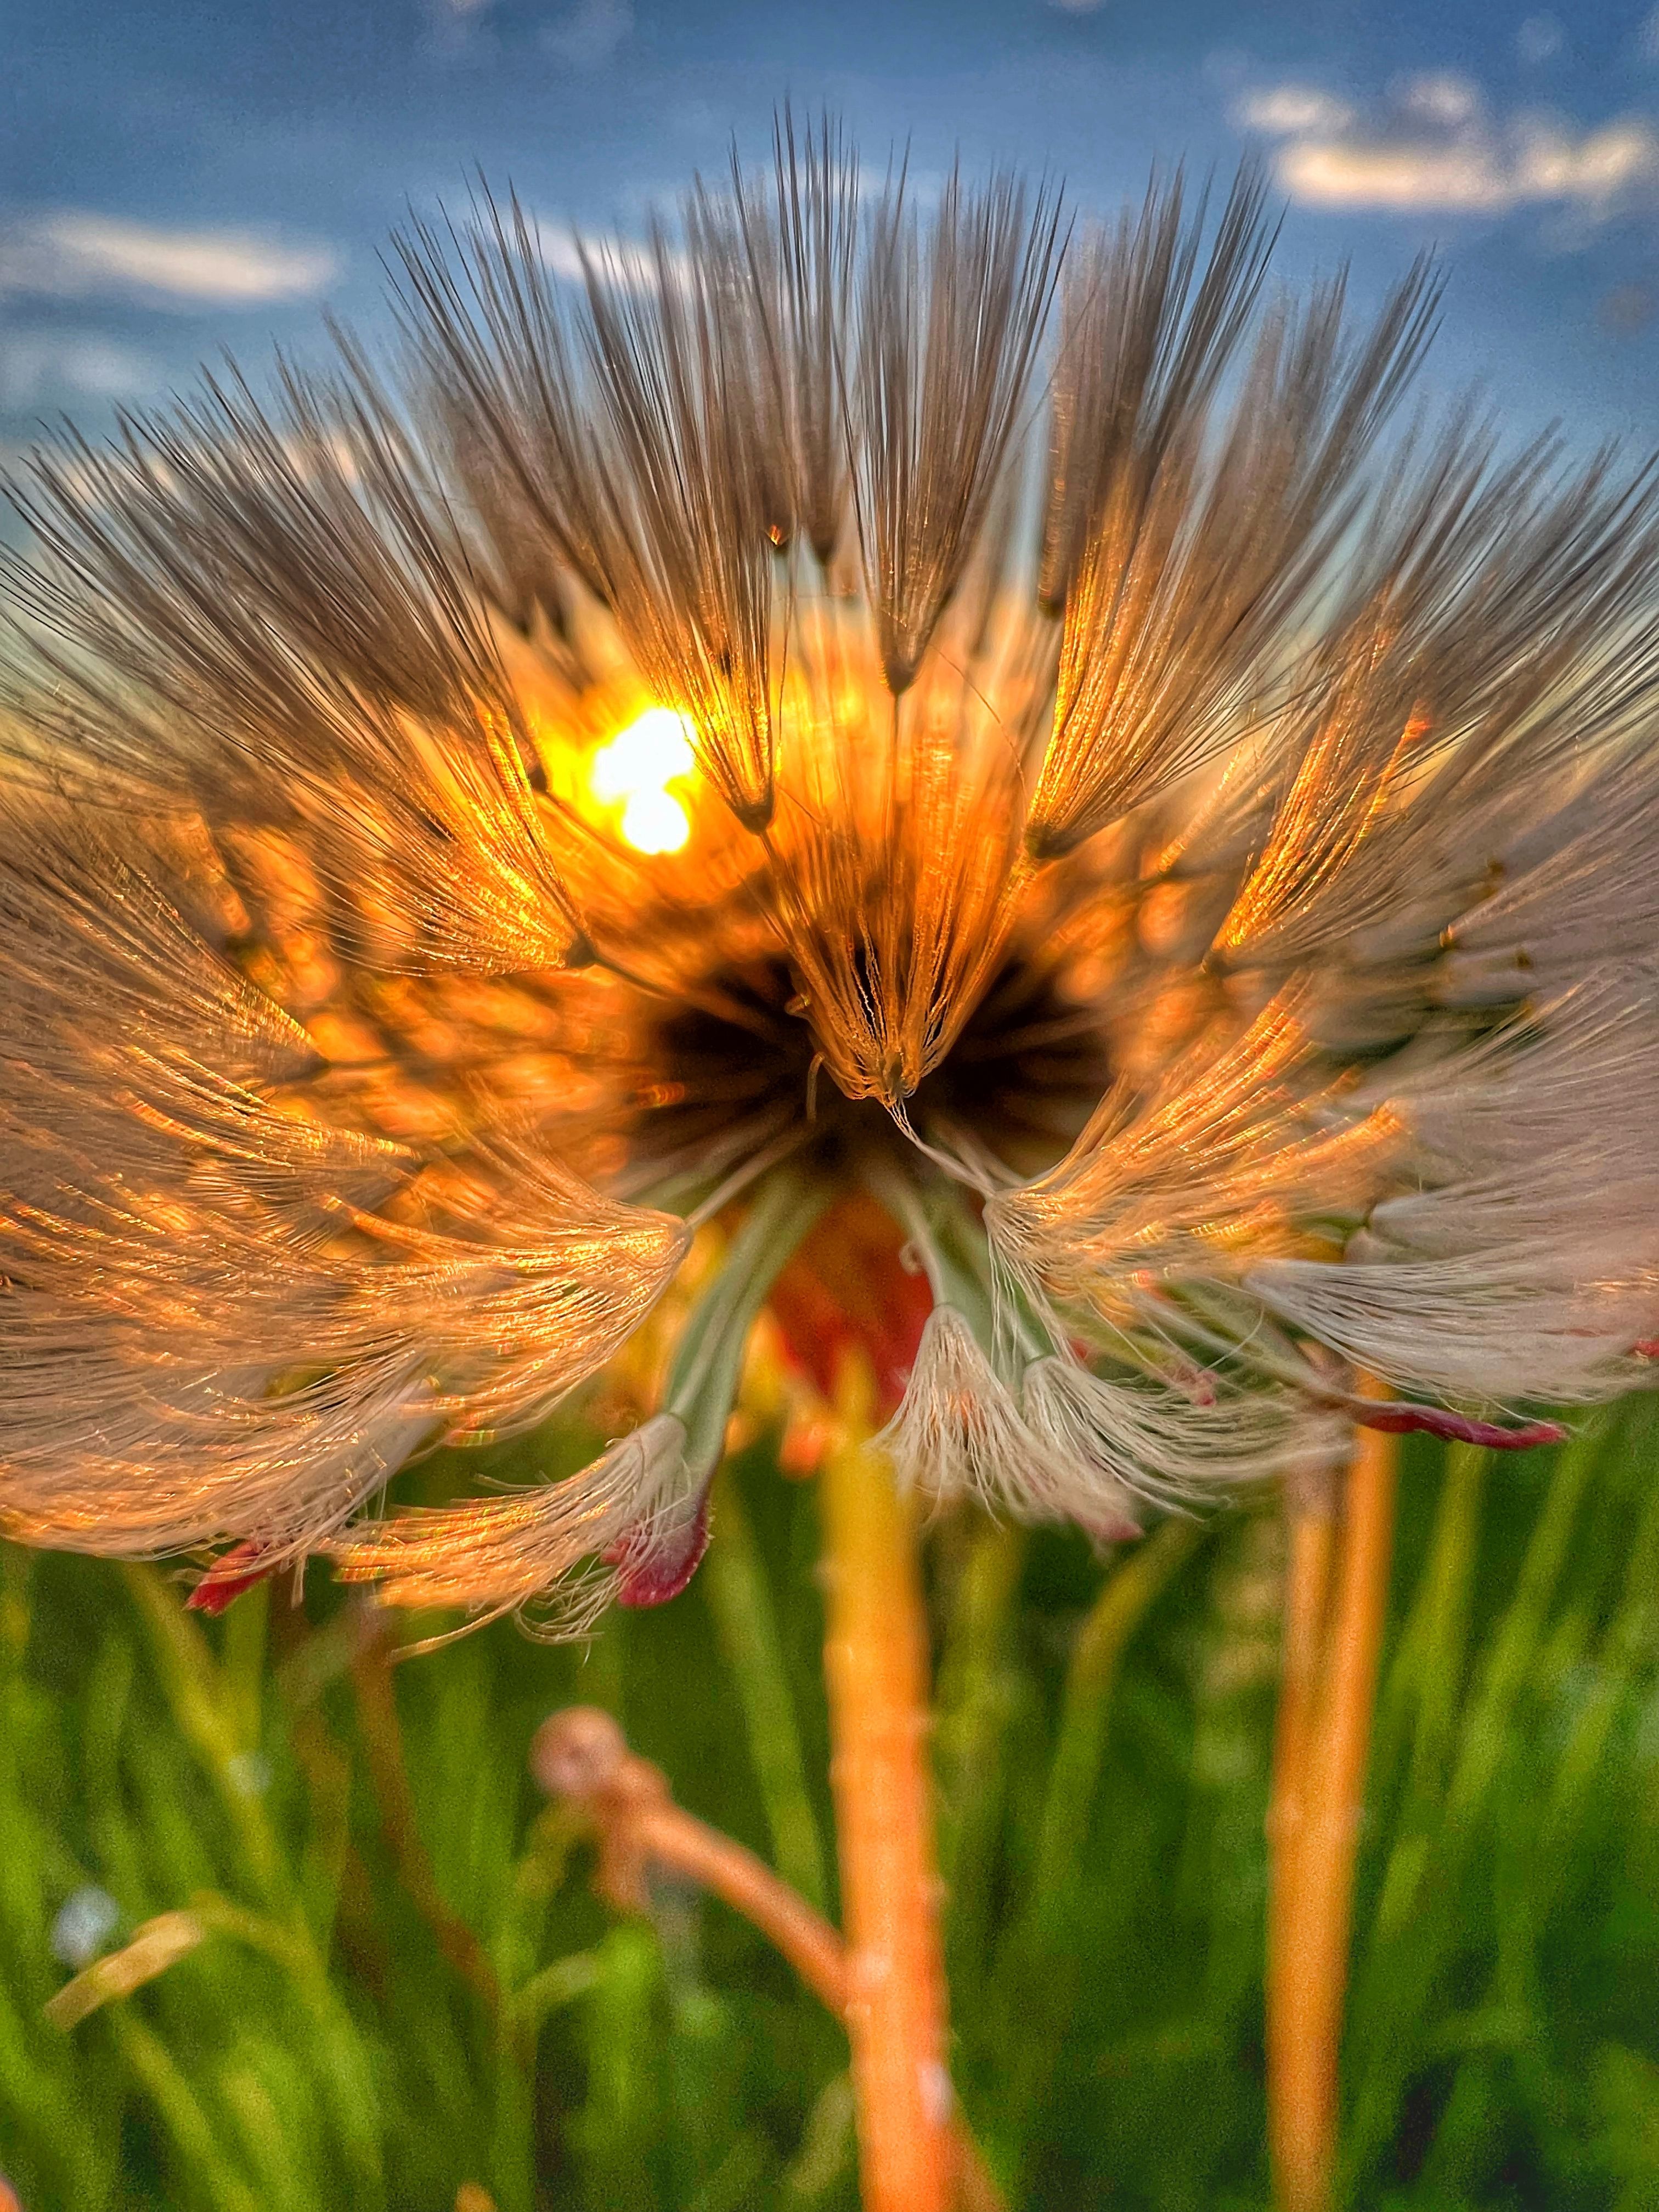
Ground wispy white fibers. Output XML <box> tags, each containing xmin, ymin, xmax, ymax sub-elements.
<box><xmin>1246</xmin><ymin>1250</ymin><xmax>1654</xmax><ymax>1403</ymax></box>
<box><xmin>0</xmin><ymin>810</ymin><xmax>687</xmax><ymax>1560</ymax></box>
<box><xmin>878</xmin><ymin>1306</ymin><xmax>1143</xmax><ymax>1537</ymax></box>
<box><xmin>1255</xmin><ymin>969</ymin><xmax>1659</xmax><ymax>1402</ymax></box>
<box><xmin>1020</xmin><ymin>1353</ymin><xmax>1346</xmax><ymax>1508</ymax></box>
<box><xmin>986</xmin><ymin>989</ymin><xmax>1392</xmax><ymax>1293</ymax></box>
<box><xmin>331</xmin><ymin>1413</ymin><xmax>699</xmax><ymax>1627</ymax></box>
<box><xmin>4</xmin><ymin>118</ymin><xmax>1658</xmax><ymax>1619</ymax></box>
<box><xmin>880</xmin><ymin>1305</ymin><xmax>1341</xmax><ymax>1538</ymax></box>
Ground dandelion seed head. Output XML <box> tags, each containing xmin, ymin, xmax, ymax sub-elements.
<box><xmin>3</xmin><ymin>110</ymin><xmax>1657</xmax><ymax>1629</ymax></box>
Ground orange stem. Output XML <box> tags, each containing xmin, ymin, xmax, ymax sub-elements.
<box><xmin>1267</xmin><ymin>1474</ymin><xmax>1338</xmax><ymax>2158</ymax></box>
<box><xmin>1268</xmin><ymin>1410</ymin><xmax>1398</xmax><ymax>2212</ymax></box>
<box><xmin>531</xmin><ymin>1705</ymin><xmax>1000</xmax><ymax>2210</ymax></box>
<box><xmin>635</xmin><ymin>1800</ymin><xmax>850</xmax><ymax>2016</ymax></box>
<box><xmin>636</xmin><ymin>1803</ymin><xmax>1001</xmax><ymax>2212</ymax></box>
<box><xmin>819</xmin><ymin>1355</ymin><xmax>954</xmax><ymax>2212</ymax></box>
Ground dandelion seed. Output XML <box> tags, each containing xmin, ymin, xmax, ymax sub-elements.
<box><xmin>3</xmin><ymin>116</ymin><xmax>1657</xmax><ymax>1629</ymax></box>
<box><xmin>49</xmin><ymin>1887</ymin><xmax>120</xmax><ymax>1971</ymax></box>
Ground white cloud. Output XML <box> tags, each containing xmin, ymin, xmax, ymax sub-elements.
<box><xmin>1235</xmin><ymin>74</ymin><xmax>1659</xmax><ymax>219</ymax></box>
<box><xmin>0</xmin><ymin>331</ymin><xmax>158</xmax><ymax>410</ymax></box>
<box><xmin>1395</xmin><ymin>72</ymin><xmax>1482</xmax><ymax>130</ymax></box>
<box><xmin>1517</xmin><ymin>15</ymin><xmax>1564</xmax><ymax>65</ymax></box>
<box><xmin>541</xmin><ymin>0</ymin><xmax>631</xmax><ymax>70</ymax></box>
<box><xmin>0</xmin><ymin>212</ymin><xmax>338</xmax><ymax>308</ymax></box>
<box><xmin>1232</xmin><ymin>85</ymin><xmax>1354</xmax><ymax>138</ymax></box>
<box><xmin>538</xmin><ymin>223</ymin><xmax>603</xmax><ymax>282</ymax></box>
<box><xmin>422</xmin><ymin>0</ymin><xmax>496</xmax><ymax>62</ymax></box>
<box><xmin>1276</xmin><ymin>140</ymin><xmax>1500</xmax><ymax>212</ymax></box>
<box><xmin>538</xmin><ymin>221</ymin><xmax>684</xmax><ymax>290</ymax></box>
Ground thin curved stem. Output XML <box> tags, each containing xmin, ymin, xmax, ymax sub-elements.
<box><xmin>530</xmin><ymin>1705</ymin><xmax>1001</xmax><ymax>2210</ymax></box>
<box><xmin>638</xmin><ymin>1798</ymin><xmax>850</xmax><ymax>2013</ymax></box>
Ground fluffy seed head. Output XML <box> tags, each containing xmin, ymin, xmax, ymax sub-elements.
<box><xmin>3</xmin><ymin>114</ymin><xmax>1658</xmax><ymax>1629</ymax></box>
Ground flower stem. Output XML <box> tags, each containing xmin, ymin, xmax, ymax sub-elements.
<box><xmin>1035</xmin><ymin>1514</ymin><xmax>1206</xmax><ymax>1909</ymax></box>
<box><xmin>531</xmin><ymin>1705</ymin><xmax>1002</xmax><ymax>2209</ymax></box>
<box><xmin>1268</xmin><ymin>1412</ymin><xmax>1398</xmax><ymax>2212</ymax></box>
<box><xmin>702</xmin><ymin>1464</ymin><xmax>831</xmax><ymax>1912</ymax></box>
<box><xmin>819</xmin><ymin>1353</ymin><xmax>954</xmax><ymax>2212</ymax></box>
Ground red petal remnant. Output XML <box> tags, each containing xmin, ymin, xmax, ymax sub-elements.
<box><xmin>1079</xmin><ymin>1509</ymin><xmax>1144</xmax><ymax>1544</ymax></box>
<box><xmin>606</xmin><ymin>1489</ymin><xmax>712</xmax><ymax>1609</ymax></box>
<box><xmin>1351</xmin><ymin>1402</ymin><xmax>1566</xmax><ymax>1451</ymax></box>
<box><xmin>777</xmin><ymin>1406</ymin><xmax>838</xmax><ymax>1478</ymax></box>
<box><xmin>769</xmin><ymin>1194</ymin><xmax>935</xmax><ymax>1421</ymax></box>
<box><xmin>186</xmin><ymin>1541</ymin><xmax>280</xmax><ymax>1613</ymax></box>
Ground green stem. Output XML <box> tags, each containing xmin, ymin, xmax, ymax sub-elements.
<box><xmin>1032</xmin><ymin>1516</ymin><xmax>1206</xmax><ymax>1909</ymax></box>
<box><xmin>121</xmin><ymin>1565</ymin><xmax>287</xmax><ymax>1911</ymax></box>
<box><xmin>1444</xmin><ymin>1421</ymin><xmax>1602</xmax><ymax>1831</ymax></box>
<box><xmin>936</xmin><ymin>1522</ymin><xmax>1028</xmax><ymax>1906</ymax></box>
<box><xmin>1001</xmin><ymin>1515</ymin><xmax>1206</xmax><ymax>2197</ymax></box>
<box><xmin>111</xmin><ymin>2011</ymin><xmax>262</xmax><ymax>2212</ymax></box>
<box><xmin>1342</xmin><ymin>1420</ymin><xmax>1605</xmax><ymax>2194</ymax></box>
<box><xmin>506</xmin><ymin>1949</ymin><xmax>603</xmax><ymax>2040</ymax></box>
<box><xmin>665</xmin><ymin>1165</ymin><xmax>830</xmax><ymax>1476</ymax></box>
<box><xmin>1537</xmin><ymin>1451</ymin><xmax>1659</xmax><ymax>1880</ymax></box>
<box><xmin>702</xmin><ymin>1464</ymin><xmax>830</xmax><ymax>1912</ymax></box>
<box><xmin>1368</xmin><ymin>1442</ymin><xmax>1488</xmax><ymax>1943</ymax></box>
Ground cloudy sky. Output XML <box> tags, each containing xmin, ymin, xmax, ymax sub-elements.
<box><xmin>7</xmin><ymin>0</ymin><xmax>1659</xmax><ymax>457</ymax></box>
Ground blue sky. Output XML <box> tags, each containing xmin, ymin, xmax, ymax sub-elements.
<box><xmin>7</xmin><ymin>0</ymin><xmax>1659</xmax><ymax>457</ymax></box>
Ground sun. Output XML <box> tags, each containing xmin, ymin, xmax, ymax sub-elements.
<box><xmin>589</xmin><ymin>707</ymin><xmax>697</xmax><ymax>854</ymax></box>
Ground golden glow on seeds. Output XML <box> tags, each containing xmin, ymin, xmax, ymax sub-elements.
<box><xmin>590</xmin><ymin>708</ymin><xmax>697</xmax><ymax>854</ymax></box>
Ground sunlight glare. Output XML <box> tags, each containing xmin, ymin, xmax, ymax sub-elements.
<box><xmin>589</xmin><ymin>707</ymin><xmax>697</xmax><ymax>853</ymax></box>
<box><xmin>590</xmin><ymin>709</ymin><xmax>693</xmax><ymax>793</ymax></box>
<box><xmin>619</xmin><ymin>787</ymin><xmax>692</xmax><ymax>854</ymax></box>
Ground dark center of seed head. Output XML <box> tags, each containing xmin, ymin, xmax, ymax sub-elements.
<box><xmin>643</xmin><ymin>952</ymin><xmax>1110</xmax><ymax>1179</ymax></box>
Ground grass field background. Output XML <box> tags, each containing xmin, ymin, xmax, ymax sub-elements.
<box><xmin>4</xmin><ymin>1398</ymin><xmax>1659</xmax><ymax>2210</ymax></box>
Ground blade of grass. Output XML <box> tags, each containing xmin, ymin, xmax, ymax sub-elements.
<box><xmin>120</xmin><ymin>1566</ymin><xmax>287</xmax><ymax>1911</ymax></box>
<box><xmin>701</xmin><ymin>1463</ymin><xmax>829</xmax><ymax>1913</ymax></box>
<box><xmin>995</xmin><ymin>1516</ymin><xmax>1206</xmax><ymax>2193</ymax></box>
<box><xmin>349</xmin><ymin>1614</ymin><xmax>504</xmax><ymax>2026</ymax></box>
<box><xmin>1034</xmin><ymin>1517</ymin><xmax>1206</xmax><ymax>1912</ymax></box>
<box><xmin>1371</xmin><ymin>1441</ymin><xmax>1488</xmax><ymax>1918</ymax></box>
<box><xmin>109</xmin><ymin>2008</ymin><xmax>263</xmax><ymax>2212</ymax></box>
<box><xmin>1343</xmin><ymin>1420</ymin><xmax>1607</xmax><ymax>2194</ymax></box>
<box><xmin>935</xmin><ymin>1522</ymin><xmax>1026</xmax><ymax>1894</ymax></box>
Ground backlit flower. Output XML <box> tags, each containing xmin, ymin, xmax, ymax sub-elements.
<box><xmin>3</xmin><ymin>120</ymin><xmax>1657</xmax><ymax>1628</ymax></box>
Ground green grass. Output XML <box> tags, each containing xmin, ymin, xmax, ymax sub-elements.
<box><xmin>4</xmin><ymin>1398</ymin><xmax>1659</xmax><ymax>2209</ymax></box>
